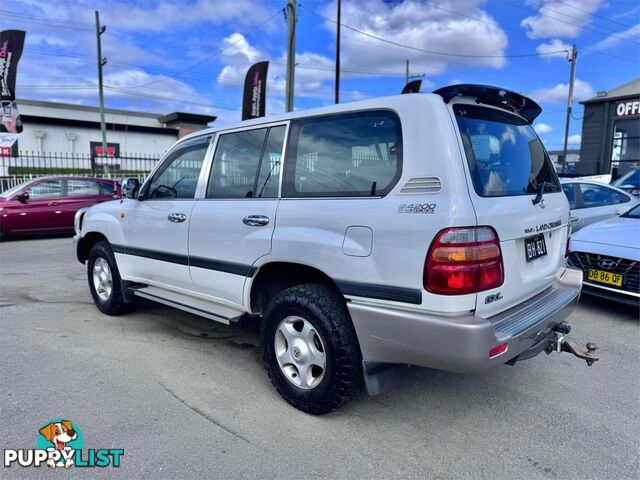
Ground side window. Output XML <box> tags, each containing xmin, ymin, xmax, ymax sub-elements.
<box><xmin>206</xmin><ymin>126</ymin><xmax>285</xmax><ymax>199</ymax></box>
<box><xmin>27</xmin><ymin>180</ymin><xmax>62</xmax><ymax>199</ymax></box>
<box><xmin>283</xmin><ymin>110</ymin><xmax>402</xmax><ymax>197</ymax></box>
<box><xmin>67</xmin><ymin>179</ymin><xmax>99</xmax><ymax>196</ymax></box>
<box><xmin>207</xmin><ymin>128</ymin><xmax>267</xmax><ymax>199</ymax></box>
<box><xmin>579</xmin><ymin>183</ymin><xmax>626</xmax><ymax>208</ymax></box>
<box><xmin>147</xmin><ymin>139</ymin><xmax>209</xmax><ymax>199</ymax></box>
<box><xmin>562</xmin><ymin>183</ymin><xmax>576</xmax><ymax>209</ymax></box>
<box><xmin>256</xmin><ymin>126</ymin><xmax>285</xmax><ymax>198</ymax></box>
<box><xmin>97</xmin><ymin>181</ymin><xmax>115</xmax><ymax>195</ymax></box>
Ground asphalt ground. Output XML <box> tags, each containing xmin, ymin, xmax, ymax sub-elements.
<box><xmin>0</xmin><ymin>236</ymin><xmax>638</xmax><ymax>479</ymax></box>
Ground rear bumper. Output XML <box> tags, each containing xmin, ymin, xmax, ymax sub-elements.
<box><xmin>348</xmin><ymin>267</ymin><xmax>583</xmax><ymax>373</ymax></box>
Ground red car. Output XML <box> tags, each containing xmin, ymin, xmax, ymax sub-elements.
<box><xmin>0</xmin><ymin>176</ymin><xmax>121</xmax><ymax>239</ymax></box>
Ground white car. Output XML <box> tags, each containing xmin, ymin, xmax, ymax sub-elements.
<box><xmin>560</xmin><ymin>179</ymin><xmax>638</xmax><ymax>232</ymax></box>
<box><xmin>568</xmin><ymin>204</ymin><xmax>640</xmax><ymax>306</ymax></box>
<box><xmin>73</xmin><ymin>85</ymin><xmax>595</xmax><ymax>414</ymax></box>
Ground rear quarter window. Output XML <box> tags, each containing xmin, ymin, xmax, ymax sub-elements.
<box><xmin>283</xmin><ymin>110</ymin><xmax>402</xmax><ymax>197</ymax></box>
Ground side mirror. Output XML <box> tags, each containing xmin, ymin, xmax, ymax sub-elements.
<box><xmin>16</xmin><ymin>191</ymin><xmax>29</xmax><ymax>203</ymax></box>
<box><xmin>122</xmin><ymin>178</ymin><xmax>140</xmax><ymax>200</ymax></box>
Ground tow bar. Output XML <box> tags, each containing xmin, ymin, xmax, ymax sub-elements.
<box><xmin>546</xmin><ymin>323</ymin><xmax>599</xmax><ymax>366</ymax></box>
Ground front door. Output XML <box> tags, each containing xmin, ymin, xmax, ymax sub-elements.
<box><xmin>119</xmin><ymin>136</ymin><xmax>211</xmax><ymax>290</ymax></box>
<box><xmin>8</xmin><ymin>179</ymin><xmax>65</xmax><ymax>233</ymax></box>
<box><xmin>188</xmin><ymin>124</ymin><xmax>286</xmax><ymax>307</ymax></box>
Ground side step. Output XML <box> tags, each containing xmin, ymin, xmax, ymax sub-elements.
<box><xmin>126</xmin><ymin>284</ymin><xmax>239</xmax><ymax>325</ymax></box>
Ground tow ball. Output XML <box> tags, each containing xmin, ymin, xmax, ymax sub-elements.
<box><xmin>545</xmin><ymin>323</ymin><xmax>599</xmax><ymax>366</ymax></box>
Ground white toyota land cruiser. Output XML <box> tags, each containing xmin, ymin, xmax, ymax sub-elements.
<box><xmin>74</xmin><ymin>85</ymin><xmax>598</xmax><ymax>414</ymax></box>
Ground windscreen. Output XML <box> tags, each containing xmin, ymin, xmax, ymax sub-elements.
<box><xmin>454</xmin><ymin>104</ymin><xmax>560</xmax><ymax>198</ymax></box>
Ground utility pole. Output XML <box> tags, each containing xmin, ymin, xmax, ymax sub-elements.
<box><xmin>405</xmin><ymin>59</ymin><xmax>409</xmax><ymax>85</ymax></box>
<box><xmin>285</xmin><ymin>0</ymin><xmax>296</xmax><ymax>112</ymax></box>
<box><xmin>334</xmin><ymin>0</ymin><xmax>341</xmax><ymax>104</ymax></box>
<box><xmin>95</xmin><ymin>10</ymin><xmax>108</xmax><ymax>167</ymax></box>
<box><xmin>561</xmin><ymin>44</ymin><xmax>577</xmax><ymax>174</ymax></box>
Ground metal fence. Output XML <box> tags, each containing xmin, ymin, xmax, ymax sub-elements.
<box><xmin>0</xmin><ymin>151</ymin><xmax>161</xmax><ymax>193</ymax></box>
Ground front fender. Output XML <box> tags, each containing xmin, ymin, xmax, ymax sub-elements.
<box><xmin>75</xmin><ymin>200</ymin><xmax>129</xmax><ymax>262</ymax></box>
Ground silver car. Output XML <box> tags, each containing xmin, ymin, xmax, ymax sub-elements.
<box><xmin>561</xmin><ymin>179</ymin><xmax>639</xmax><ymax>232</ymax></box>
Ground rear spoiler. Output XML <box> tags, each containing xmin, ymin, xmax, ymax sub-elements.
<box><xmin>433</xmin><ymin>84</ymin><xmax>542</xmax><ymax>123</ymax></box>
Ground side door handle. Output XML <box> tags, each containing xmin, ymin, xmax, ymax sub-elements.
<box><xmin>167</xmin><ymin>212</ymin><xmax>187</xmax><ymax>223</ymax></box>
<box><xmin>242</xmin><ymin>215</ymin><xmax>269</xmax><ymax>227</ymax></box>
<box><xmin>47</xmin><ymin>202</ymin><xmax>59</xmax><ymax>206</ymax></box>
<box><xmin>569</xmin><ymin>216</ymin><xmax>580</xmax><ymax>224</ymax></box>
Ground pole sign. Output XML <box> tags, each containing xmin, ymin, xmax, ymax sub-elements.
<box><xmin>615</xmin><ymin>99</ymin><xmax>640</xmax><ymax>118</ymax></box>
<box><xmin>242</xmin><ymin>61</ymin><xmax>269</xmax><ymax>121</ymax></box>
<box><xmin>0</xmin><ymin>30</ymin><xmax>25</xmax><ymax>152</ymax></box>
<box><xmin>401</xmin><ymin>79</ymin><xmax>422</xmax><ymax>94</ymax></box>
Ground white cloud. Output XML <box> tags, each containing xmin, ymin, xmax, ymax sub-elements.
<box><xmin>522</xmin><ymin>0</ymin><xmax>605</xmax><ymax>39</ymax></box>
<box><xmin>536</xmin><ymin>39</ymin><xmax>572</xmax><ymax>60</ymax></box>
<box><xmin>589</xmin><ymin>23</ymin><xmax>640</xmax><ymax>51</ymax></box>
<box><xmin>530</xmin><ymin>79</ymin><xmax>595</xmax><ymax>104</ymax></box>
<box><xmin>534</xmin><ymin>122</ymin><xmax>553</xmax><ymax>135</ymax></box>
<box><xmin>567</xmin><ymin>134</ymin><xmax>581</xmax><ymax>145</ymax></box>
<box><xmin>318</xmin><ymin>0</ymin><xmax>509</xmax><ymax>77</ymax></box>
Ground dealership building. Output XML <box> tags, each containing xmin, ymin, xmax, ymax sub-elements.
<box><xmin>3</xmin><ymin>99</ymin><xmax>216</xmax><ymax>158</ymax></box>
<box><xmin>577</xmin><ymin>78</ymin><xmax>639</xmax><ymax>177</ymax></box>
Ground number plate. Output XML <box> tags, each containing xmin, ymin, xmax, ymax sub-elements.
<box><xmin>588</xmin><ymin>269</ymin><xmax>623</xmax><ymax>287</ymax></box>
<box><xmin>525</xmin><ymin>234</ymin><xmax>547</xmax><ymax>262</ymax></box>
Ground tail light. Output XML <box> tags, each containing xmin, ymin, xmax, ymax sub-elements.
<box><xmin>424</xmin><ymin>226</ymin><xmax>504</xmax><ymax>295</ymax></box>
<box><xmin>565</xmin><ymin>224</ymin><xmax>572</xmax><ymax>258</ymax></box>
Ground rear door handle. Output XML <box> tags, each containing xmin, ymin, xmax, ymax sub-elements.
<box><xmin>243</xmin><ymin>215</ymin><xmax>269</xmax><ymax>227</ymax></box>
<box><xmin>167</xmin><ymin>213</ymin><xmax>187</xmax><ymax>223</ymax></box>
<box><xmin>570</xmin><ymin>216</ymin><xmax>580</xmax><ymax>224</ymax></box>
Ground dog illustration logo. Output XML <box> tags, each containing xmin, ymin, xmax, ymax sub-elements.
<box><xmin>37</xmin><ymin>420</ymin><xmax>81</xmax><ymax>469</ymax></box>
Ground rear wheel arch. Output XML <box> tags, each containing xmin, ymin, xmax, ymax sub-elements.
<box><xmin>249</xmin><ymin>262</ymin><xmax>344</xmax><ymax>315</ymax></box>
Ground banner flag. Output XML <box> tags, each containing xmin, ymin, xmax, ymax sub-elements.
<box><xmin>401</xmin><ymin>79</ymin><xmax>422</xmax><ymax>94</ymax></box>
<box><xmin>242</xmin><ymin>61</ymin><xmax>269</xmax><ymax>121</ymax></box>
<box><xmin>0</xmin><ymin>30</ymin><xmax>26</xmax><ymax>152</ymax></box>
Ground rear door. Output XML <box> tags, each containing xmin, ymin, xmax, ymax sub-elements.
<box><xmin>188</xmin><ymin>124</ymin><xmax>286</xmax><ymax>307</ymax></box>
<box><xmin>452</xmin><ymin>103</ymin><xmax>568</xmax><ymax>317</ymax></box>
<box><xmin>61</xmin><ymin>178</ymin><xmax>103</xmax><ymax>227</ymax></box>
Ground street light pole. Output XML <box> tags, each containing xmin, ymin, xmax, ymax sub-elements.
<box><xmin>334</xmin><ymin>0</ymin><xmax>341</xmax><ymax>104</ymax></box>
<box><xmin>561</xmin><ymin>44</ymin><xmax>577</xmax><ymax>174</ymax></box>
<box><xmin>285</xmin><ymin>0</ymin><xmax>297</xmax><ymax>112</ymax></box>
<box><xmin>95</xmin><ymin>10</ymin><xmax>108</xmax><ymax>168</ymax></box>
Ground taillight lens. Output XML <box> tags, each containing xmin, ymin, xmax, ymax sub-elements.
<box><xmin>424</xmin><ymin>227</ymin><xmax>504</xmax><ymax>295</ymax></box>
<box><xmin>565</xmin><ymin>224</ymin><xmax>572</xmax><ymax>258</ymax></box>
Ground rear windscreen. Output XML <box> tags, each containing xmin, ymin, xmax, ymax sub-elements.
<box><xmin>454</xmin><ymin>104</ymin><xmax>560</xmax><ymax>197</ymax></box>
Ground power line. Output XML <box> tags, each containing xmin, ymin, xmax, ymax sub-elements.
<box><xmin>557</xmin><ymin>0</ymin><xmax>639</xmax><ymax>30</ymax></box>
<box><xmin>500</xmin><ymin>1</ymin><xmax>640</xmax><ymax>47</ymax></box>
<box><xmin>122</xmin><ymin>8</ymin><xmax>283</xmax><ymax>89</ymax></box>
<box><xmin>103</xmin><ymin>86</ymin><xmax>242</xmax><ymax>111</ymax></box>
<box><xmin>298</xmin><ymin>3</ymin><xmax>569</xmax><ymax>59</ymax></box>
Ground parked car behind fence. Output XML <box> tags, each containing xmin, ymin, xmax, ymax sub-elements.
<box><xmin>0</xmin><ymin>176</ymin><xmax>121</xmax><ymax>239</ymax></box>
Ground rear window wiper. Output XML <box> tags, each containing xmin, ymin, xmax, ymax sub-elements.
<box><xmin>532</xmin><ymin>181</ymin><xmax>552</xmax><ymax>206</ymax></box>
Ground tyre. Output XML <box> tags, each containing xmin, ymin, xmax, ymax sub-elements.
<box><xmin>87</xmin><ymin>241</ymin><xmax>130</xmax><ymax>315</ymax></box>
<box><xmin>261</xmin><ymin>283</ymin><xmax>362</xmax><ymax>414</ymax></box>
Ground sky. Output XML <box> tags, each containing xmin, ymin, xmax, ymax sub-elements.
<box><xmin>3</xmin><ymin>0</ymin><xmax>640</xmax><ymax>153</ymax></box>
